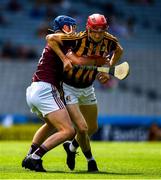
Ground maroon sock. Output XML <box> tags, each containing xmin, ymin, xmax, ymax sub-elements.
<box><xmin>28</xmin><ymin>143</ymin><xmax>39</xmax><ymax>155</ymax></box>
<box><xmin>34</xmin><ymin>145</ymin><xmax>48</xmax><ymax>158</ymax></box>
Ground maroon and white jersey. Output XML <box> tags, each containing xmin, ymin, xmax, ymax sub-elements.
<box><xmin>32</xmin><ymin>44</ymin><xmax>64</xmax><ymax>89</ymax></box>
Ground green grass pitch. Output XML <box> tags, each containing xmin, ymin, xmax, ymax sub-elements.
<box><xmin>0</xmin><ymin>141</ymin><xmax>161</xmax><ymax>179</ymax></box>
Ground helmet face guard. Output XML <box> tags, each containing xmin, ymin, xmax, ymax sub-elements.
<box><xmin>86</xmin><ymin>14</ymin><xmax>108</xmax><ymax>32</ymax></box>
<box><xmin>53</xmin><ymin>15</ymin><xmax>77</xmax><ymax>32</ymax></box>
<box><xmin>62</xmin><ymin>25</ymin><xmax>77</xmax><ymax>34</ymax></box>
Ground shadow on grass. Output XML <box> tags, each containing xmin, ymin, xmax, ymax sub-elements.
<box><xmin>47</xmin><ymin>170</ymin><xmax>142</xmax><ymax>176</ymax></box>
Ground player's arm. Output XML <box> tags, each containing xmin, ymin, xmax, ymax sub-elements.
<box><xmin>96</xmin><ymin>72</ymin><xmax>111</xmax><ymax>84</ymax></box>
<box><xmin>66</xmin><ymin>50</ymin><xmax>107</xmax><ymax>66</ymax></box>
<box><xmin>109</xmin><ymin>42</ymin><xmax>123</xmax><ymax>67</ymax></box>
<box><xmin>66</xmin><ymin>51</ymin><xmax>111</xmax><ymax>84</ymax></box>
<box><xmin>46</xmin><ymin>34</ymin><xmax>72</xmax><ymax>71</ymax></box>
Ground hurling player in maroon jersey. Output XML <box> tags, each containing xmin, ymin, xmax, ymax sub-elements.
<box><xmin>46</xmin><ymin>13</ymin><xmax>123</xmax><ymax>172</ymax></box>
<box><xmin>21</xmin><ymin>15</ymin><xmax>77</xmax><ymax>172</ymax></box>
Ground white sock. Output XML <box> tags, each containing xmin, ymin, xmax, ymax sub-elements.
<box><xmin>32</xmin><ymin>153</ymin><xmax>41</xmax><ymax>160</ymax></box>
<box><xmin>87</xmin><ymin>157</ymin><xmax>94</xmax><ymax>162</ymax></box>
<box><xmin>69</xmin><ymin>143</ymin><xmax>77</xmax><ymax>152</ymax></box>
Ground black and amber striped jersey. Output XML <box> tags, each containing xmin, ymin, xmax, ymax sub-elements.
<box><xmin>61</xmin><ymin>31</ymin><xmax>119</xmax><ymax>88</ymax></box>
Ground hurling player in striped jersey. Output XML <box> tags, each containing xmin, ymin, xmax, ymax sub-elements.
<box><xmin>46</xmin><ymin>13</ymin><xmax>123</xmax><ymax>172</ymax></box>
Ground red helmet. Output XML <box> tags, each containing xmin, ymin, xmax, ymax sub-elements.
<box><xmin>86</xmin><ymin>14</ymin><xmax>108</xmax><ymax>31</ymax></box>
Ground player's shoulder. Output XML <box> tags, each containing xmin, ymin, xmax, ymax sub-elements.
<box><xmin>76</xmin><ymin>31</ymin><xmax>87</xmax><ymax>38</ymax></box>
<box><xmin>46</xmin><ymin>31</ymin><xmax>87</xmax><ymax>41</ymax></box>
<box><xmin>104</xmin><ymin>32</ymin><xmax>118</xmax><ymax>42</ymax></box>
<box><xmin>65</xmin><ymin>31</ymin><xmax>87</xmax><ymax>40</ymax></box>
<box><xmin>54</xmin><ymin>33</ymin><xmax>73</xmax><ymax>40</ymax></box>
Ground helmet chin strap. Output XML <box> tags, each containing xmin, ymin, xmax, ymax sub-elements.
<box><xmin>62</xmin><ymin>25</ymin><xmax>73</xmax><ymax>34</ymax></box>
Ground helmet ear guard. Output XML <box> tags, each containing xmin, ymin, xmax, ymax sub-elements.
<box><xmin>86</xmin><ymin>13</ymin><xmax>108</xmax><ymax>31</ymax></box>
<box><xmin>62</xmin><ymin>25</ymin><xmax>76</xmax><ymax>34</ymax></box>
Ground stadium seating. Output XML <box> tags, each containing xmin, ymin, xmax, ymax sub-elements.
<box><xmin>0</xmin><ymin>0</ymin><xmax>161</xmax><ymax>127</ymax></box>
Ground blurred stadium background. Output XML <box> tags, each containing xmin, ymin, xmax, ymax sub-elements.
<box><xmin>0</xmin><ymin>0</ymin><xmax>161</xmax><ymax>141</ymax></box>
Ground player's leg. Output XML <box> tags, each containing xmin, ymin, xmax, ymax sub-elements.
<box><xmin>22</xmin><ymin>122</ymin><xmax>55</xmax><ymax>170</ymax></box>
<box><xmin>32</xmin><ymin>122</ymin><xmax>54</xmax><ymax>147</ymax></box>
<box><xmin>41</xmin><ymin>109</ymin><xmax>75</xmax><ymax>150</ymax></box>
<box><xmin>64</xmin><ymin>103</ymin><xmax>98</xmax><ymax>171</ymax></box>
<box><xmin>28</xmin><ymin>121</ymin><xmax>56</xmax><ymax>155</ymax></box>
<box><xmin>66</xmin><ymin>104</ymin><xmax>89</xmax><ymax>151</ymax></box>
<box><xmin>22</xmin><ymin>84</ymin><xmax>56</xmax><ymax>169</ymax></box>
<box><xmin>63</xmin><ymin>103</ymin><xmax>89</xmax><ymax>170</ymax></box>
<box><xmin>62</xmin><ymin>83</ymin><xmax>98</xmax><ymax>171</ymax></box>
<box><xmin>79</xmin><ymin>103</ymin><xmax>98</xmax><ymax>137</ymax></box>
<box><xmin>63</xmin><ymin>83</ymin><xmax>90</xmax><ymax>170</ymax></box>
<box><xmin>22</xmin><ymin>82</ymin><xmax>75</xmax><ymax>172</ymax></box>
<box><xmin>66</xmin><ymin>86</ymin><xmax>98</xmax><ymax>171</ymax></box>
<box><xmin>79</xmin><ymin>104</ymin><xmax>99</xmax><ymax>172</ymax></box>
<box><xmin>63</xmin><ymin>83</ymin><xmax>89</xmax><ymax>151</ymax></box>
<box><xmin>24</xmin><ymin>108</ymin><xmax>75</xmax><ymax>172</ymax></box>
<box><xmin>65</xmin><ymin>104</ymin><xmax>98</xmax><ymax>153</ymax></box>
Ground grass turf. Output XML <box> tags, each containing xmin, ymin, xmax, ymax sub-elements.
<box><xmin>0</xmin><ymin>141</ymin><xmax>161</xmax><ymax>179</ymax></box>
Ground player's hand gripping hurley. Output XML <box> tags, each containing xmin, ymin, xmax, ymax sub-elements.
<box><xmin>74</xmin><ymin>62</ymin><xmax>130</xmax><ymax>80</ymax></box>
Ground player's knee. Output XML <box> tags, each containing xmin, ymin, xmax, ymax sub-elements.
<box><xmin>88</xmin><ymin>124</ymin><xmax>98</xmax><ymax>136</ymax></box>
<box><xmin>64</xmin><ymin>126</ymin><xmax>76</xmax><ymax>140</ymax></box>
<box><xmin>77</xmin><ymin>124</ymin><xmax>88</xmax><ymax>134</ymax></box>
